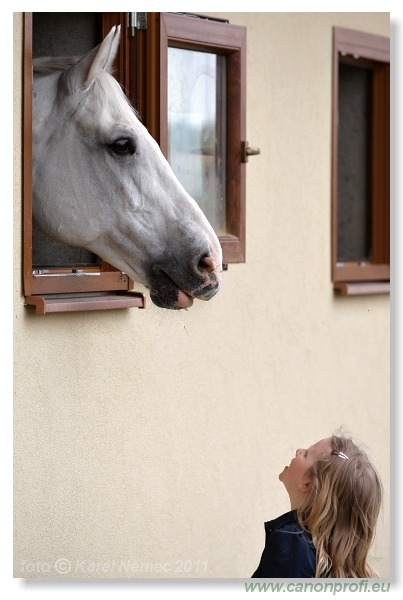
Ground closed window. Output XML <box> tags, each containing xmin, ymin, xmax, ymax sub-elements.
<box><xmin>332</xmin><ymin>27</ymin><xmax>390</xmax><ymax>295</ymax></box>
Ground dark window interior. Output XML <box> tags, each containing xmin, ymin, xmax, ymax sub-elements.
<box><xmin>337</xmin><ymin>62</ymin><xmax>372</xmax><ymax>263</ymax></box>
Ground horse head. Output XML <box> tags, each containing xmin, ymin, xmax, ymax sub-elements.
<box><xmin>32</xmin><ymin>26</ymin><xmax>222</xmax><ymax>309</ymax></box>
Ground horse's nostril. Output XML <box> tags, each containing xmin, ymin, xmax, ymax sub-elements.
<box><xmin>197</xmin><ymin>255</ymin><xmax>216</xmax><ymax>274</ymax></box>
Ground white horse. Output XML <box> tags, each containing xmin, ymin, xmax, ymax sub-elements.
<box><xmin>32</xmin><ymin>26</ymin><xmax>222</xmax><ymax>310</ymax></box>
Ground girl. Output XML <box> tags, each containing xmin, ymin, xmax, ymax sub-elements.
<box><xmin>251</xmin><ymin>434</ymin><xmax>382</xmax><ymax>578</ymax></box>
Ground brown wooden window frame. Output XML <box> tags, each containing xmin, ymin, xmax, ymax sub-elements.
<box><xmin>134</xmin><ymin>12</ymin><xmax>247</xmax><ymax>264</ymax></box>
<box><xmin>23</xmin><ymin>12</ymin><xmax>145</xmax><ymax>315</ymax></box>
<box><xmin>22</xmin><ymin>11</ymin><xmax>248</xmax><ymax>315</ymax></box>
<box><xmin>332</xmin><ymin>26</ymin><xmax>390</xmax><ymax>296</ymax></box>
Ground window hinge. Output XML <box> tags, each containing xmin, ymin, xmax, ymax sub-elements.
<box><xmin>128</xmin><ymin>12</ymin><xmax>147</xmax><ymax>36</ymax></box>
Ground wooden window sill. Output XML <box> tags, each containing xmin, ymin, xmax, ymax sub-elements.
<box><xmin>25</xmin><ymin>291</ymin><xmax>146</xmax><ymax>315</ymax></box>
<box><xmin>334</xmin><ymin>281</ymin><xmax>390</xmax><ymax>296</ymax></box>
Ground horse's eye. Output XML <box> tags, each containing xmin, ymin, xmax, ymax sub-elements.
<box><xmin>109</xmin><ymin>138</ymin><xmax>135</xmax><ymax>156</ymax></box>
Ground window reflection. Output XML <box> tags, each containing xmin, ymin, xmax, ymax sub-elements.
<box><xmin>168</xmin><ymin>47</ymin><xmax>226</xmax><ymax>234</ymax></box>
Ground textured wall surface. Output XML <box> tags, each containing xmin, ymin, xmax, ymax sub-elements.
<box><xmin>14</xmin><ymin>12</ymin><xmax>390</xmax><ymax>578</ymax></box>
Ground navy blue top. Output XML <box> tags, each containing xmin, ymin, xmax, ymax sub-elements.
<box><xmin>251</xmin><ymin>510</ymin><xmax>316</xmax><ymax>578</ymax></box>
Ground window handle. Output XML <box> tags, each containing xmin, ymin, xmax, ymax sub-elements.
<box><xmin>242</xmin><ymin>141</ymin><xmax>261</xmax><ymax>162</ymax></box>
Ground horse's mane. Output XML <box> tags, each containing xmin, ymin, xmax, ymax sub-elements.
<box><xmin>33</xmin><ymin>56</ymin><xmax>81</xmax><ymax>75</ymax></box>
<box><xmin>33</xmin><ymin>54</ymin><xmax>137</xmax><ymax>116</ymax></box>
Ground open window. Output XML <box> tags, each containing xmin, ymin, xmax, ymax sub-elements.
<box><xmin>23</xmin><ymin>12</ymin><xmax>145</xmax><ymax>315</ymax></box>
<box><xmin>332</xmin><ymin>27</ymin><xmax>390</xmax><ymax>296</ymax></box>
<box><xmin>23</xmin><ymin>12</ymin><xmax>250</xmax><ymax>314</ymax></box>
<box><xmin>133</xmin><ymin>12</ymin><xmax>249</xmax><ymax>263</ymax></box>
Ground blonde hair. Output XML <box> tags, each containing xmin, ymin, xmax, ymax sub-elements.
<box><xmin>297</xmin><ymin>435</ymin><xmax>382</xmax><ymax>578</ymax></box>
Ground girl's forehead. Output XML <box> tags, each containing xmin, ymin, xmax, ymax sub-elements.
<box><xmin>310</xmin><ymin>438</ymin><xmax>332</xmax><ymax>455</ymax></box>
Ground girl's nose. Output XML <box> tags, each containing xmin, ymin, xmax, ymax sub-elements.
<box><xmin>296</xmin><ymin>448</ymin><xmax>304</xmax><ymax>456</ymax></box>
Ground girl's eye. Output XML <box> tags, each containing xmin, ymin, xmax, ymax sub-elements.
<box><xmin>109</xmin><ymin>138</ymin><xmax>135</xmax><ymax>156</ymax></box>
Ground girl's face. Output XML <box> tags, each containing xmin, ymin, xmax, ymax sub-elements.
<box><xmin>279</xmin><ymin>438</ymin><xmax>332</xmax><ymax>508</ymax></box>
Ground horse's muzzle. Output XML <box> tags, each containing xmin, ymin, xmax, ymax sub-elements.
<box><xmin>149</xmin><ymin>255</ymin><xmax>221</xmax><ymax>310</ymax></box>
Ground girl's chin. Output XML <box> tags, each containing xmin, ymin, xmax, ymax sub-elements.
<box><xmin>278</xmin><ymin>465</ymin><xmax>288</xmax><ymax>480</ymax></box>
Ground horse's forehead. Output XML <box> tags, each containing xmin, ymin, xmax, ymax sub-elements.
<box><xmin>76</xmin><ymin>76</ymin><xmax>138</xmax><ymax>131</ymax></box>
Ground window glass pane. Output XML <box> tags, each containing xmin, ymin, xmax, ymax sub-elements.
<box><xmin>337</xmin><ymin>62</ymin><xmax>372</xmax><ymax>262</ymax></box>
<box><xmin>168</xmin><ymin>47</ymin><xmax>226</xmax><ymax>234</ymax></box>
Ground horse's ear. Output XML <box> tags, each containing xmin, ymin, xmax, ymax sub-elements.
<box><xmin>85</xmin><ymin>25</ymin><xmax>121</xmax><ymax>85</ymax></box>
<box><xmin>65</xmin><ymin>26</ymin><xmax>121</xmax><ymax>90</ymax></box>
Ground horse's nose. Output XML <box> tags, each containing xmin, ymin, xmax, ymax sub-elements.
<box><xmin>197</xmin><ymin>255</ymin><xmax>218</xmax><ymax>275</ymax></box>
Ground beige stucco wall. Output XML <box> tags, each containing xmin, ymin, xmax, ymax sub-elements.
<box><xmin>13</xmin><ymin>12</ymin><xmax>390</xmax><ymax>579</ymax></box>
